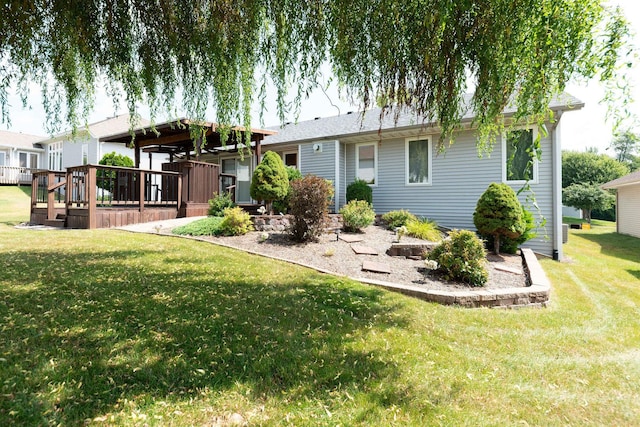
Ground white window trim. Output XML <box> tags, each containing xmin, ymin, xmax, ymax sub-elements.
<box><xmin>355</xmin><ymin>142</ymin><xmax>378</xmax><ymax>186</ymax></box>
<box><xmin>501</xmin><ymin>127</ymin><xmax>539</xmax><ymax>185</ymax></box>
<box><xmin>18</xmin><ymin>151</ymin><xmax>39</xmax><ymax>169</ymax></box>
<box><xmin>405</xmin><ymin>137</ymin><xmax>432</xmax><ymax>186</ymax></box>
<box><xmin>281</xmin><ymin>150</ymin><xmax>298</xmax><ymax>169</ymax></box>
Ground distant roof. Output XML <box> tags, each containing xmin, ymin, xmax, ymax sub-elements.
<box><xmin>43</xmin><ymin>114</ymin><xmax>152</xmax><ymax>141</ymax></box>
<box><xmin>0</xmin><ymin>129</ymin><xmax>46</xmax><ymax>150</ymax></box>
<box><xmin>602</xmin><ymin>170</ymin><xmax>640</xmax><ymax>189</ymax></box>
<box><xmin>263</xmin><ymin>92</ymin><xmax>584</xmax><ymax>145</ymax></box>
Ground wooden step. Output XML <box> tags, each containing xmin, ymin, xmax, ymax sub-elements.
<box><xmin>44</xmin><ymin>219</ymin><xmax>66</xmax><ymax>228</ymax></box>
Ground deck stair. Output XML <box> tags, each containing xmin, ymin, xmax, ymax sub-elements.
<box><xmin>44</xmin><ymin>213</ymin><xmax>66</xmax><ymax>228</ymax></box>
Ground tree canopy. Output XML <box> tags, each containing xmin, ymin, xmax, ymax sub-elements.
<box><xmin>0</xmin><ymin>0</ymin><xmax>634</xmax><ymax>145</ymax></box>
<box><xmin>562</xmin><ymin>150</ymin><xmax>629</xmax><ymax>188</ymax></box>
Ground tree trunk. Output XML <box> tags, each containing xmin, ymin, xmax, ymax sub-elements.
<box><xmin>493</xmin><ymin>234</ymin><xmax>500</xmax><ymax>255</ymax></box>
<box><xmin>582</xmin><ymin>208</ymin><xmax>591</xmax><ymax>224</ymax></box>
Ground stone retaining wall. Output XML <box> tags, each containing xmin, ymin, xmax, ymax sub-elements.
<box><xmin>361</xmin><ymin>248</ymin><xmax>550</xmax><ymax>309</ymax></box>
<box><xmin>252</xmin><ymin>214</ymin><xmax>343</xmax><ymax>232</ymax></box>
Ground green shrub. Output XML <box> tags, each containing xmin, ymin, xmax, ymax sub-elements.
<box><xmin>473</xmin><ymin>183</ymin><xmax>525</xmax><ymax>254</ymax></box>
<box><xmin>381</xmin><ymin>210</ymin><xmax>417</xmax><ymax>229</ymax></box>
<box><xmin>272</xmin><ymin>166</ymin><xmax>303</xmax><ymax>214</ymax></box>
<box><xmin>485</xmin><ymin>207</ymin><xmax>538</xmax><ymax>254</ymax></box>
<box><xmin>406</xmin><ymin>218</ymin><xmax>442</xmax><ymax>241</ymax></box>
<box><xmin>96</xmin><ymin>151</ymin><xmax>134</xmax><ymax>193</ymax></box>
<box><xmin>250</xmin><ymin>151</ymin><xmax>289</xmax><ymax>212</ymax></box>
<box><xmin>427</xmin><ymin>229</ymin><xmax>488</xmax><ymax>287</ymax></box>
<box><xmin>346</xmin><ymin>179</ymin><xmax>373</xmax><ymax>204</ymax></box>
<box><xmin>172</xmin><ymin>217</ymin><xmax>225</xmax><ymax>236</ymax></box>
<box><xmin>289</xmin><ymin>175</ymin><xmax>332</xmax><ymax>242</ymax></box>
<box><xmin>340</xmin><ymin>200</ymin><xmax>376</xmax><ymax>232</ymax></box>
<box><xmin>208</xmin><ymin>192</ymin><xmax>236</xmax><ymax>217</ymax></box>
<box><xmin>219</xmin><ymin>206</ymin><xmax>254</xmax><ymax>236</ymax></box>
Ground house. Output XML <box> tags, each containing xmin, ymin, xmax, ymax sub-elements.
<box><xmin>38</xmin><ymin>115</ymin><xmax>156</xmax><ymax>171</ymax></box>
<box><xmin>602</xmin><ymin>170</ymin><xmax>640</xmax><ymax>239</ymax></box>
<box><xmin>0</xmin><ymin>130</ymin><xmax>46</xmax><ymax>184</ymax></box>
<box><xmin>240</xmin><ymin>93</ymin><xmax>582</xmax><ymax>260</ymax></box>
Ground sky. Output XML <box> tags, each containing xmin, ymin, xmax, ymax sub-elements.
<box><xmin>2</xmin><ymin>0</ymin><xmax>639</xmax><ymax>155</ymax></box>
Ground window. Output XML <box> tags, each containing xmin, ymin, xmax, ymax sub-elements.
<box><xmin>356</xmin><ymin>143</ymin><xmax>377</xmax><ymax>185</ymax></box>
<box><xmin>503</xmin><ymin>128</ymin><xmax>537</xmax><ymax>183</ymax></box>
<box><xmin>48</xmin><ymin>141</ymin><xmax>63</xmax><ymax>171</ymax></box>
<box><xmin>406</xmin><ymin>137</ymin><xmax>431</xmax><ymax>185</ymax></box>
<box><xmin>282</xmin><ymin>151</ymin><xmax>298</xmax><ymax>168</ymax></box>
<box><xmin>18</xmin><ymin>152</ymin><xmax>38</xmax><ymax>169</ymax></box>
<box><xmin>82</xmin><ymin>144</ymin><xmax>89</xmax><ymax>165</ymax></box>
<box><xmin>0</xmin><ymin>152</ymin><xmax>5</xmax><ymax>166</ymax></box>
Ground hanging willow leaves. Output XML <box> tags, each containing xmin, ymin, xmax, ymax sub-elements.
<box><xmin>0</xmin><ymin>0</ymin><xmax>634</xmax><ymax>146</ymax></box>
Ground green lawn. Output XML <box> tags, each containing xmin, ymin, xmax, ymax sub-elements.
<box><xmin>0</xmin><ymin>185</ymin><xmax>31</xmax><ymax>225</ymax></box>
<box><xmin>1</xmin><ymin>187</ymin><xmax>639</xmax><ymax>426</ymax></box>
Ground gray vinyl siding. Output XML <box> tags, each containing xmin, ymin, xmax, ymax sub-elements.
<box><xmin>299</xmin><ymin>140</ymin><xmax>338</xmax><ymax>211</ymax></box>
<box><xmin>339</xmin><ymin>142</ymin><xmax>346</xmax><ymax>208</ymax></box>
<box><xmin>340</xmin><ymin>129</ymin><xmax>555</xmax><ymax>256</ymax></box>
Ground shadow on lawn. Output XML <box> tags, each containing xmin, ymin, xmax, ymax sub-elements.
<box><xmin>0</xmin><ymin>248</ymin><xmax>406</xmax><ymax>425</ymax></box>
<box><xmin>576</xmin><ymin>230</ymin><xmax>640</xmax><ymax>265</ymax></box>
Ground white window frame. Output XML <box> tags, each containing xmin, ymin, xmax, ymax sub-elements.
<box><xmin>282</xmin><ymin>150</ymin><xmax>298</xmax><ymax>169</ymax></box>
<box><xmin>0</xmin><ymin>151</ymin><xmax>5</xmax><ymax>166</ymax></box>
<box><xmin>405</xmin><ymin>137</ymin><xmax>432</xmax><ymax>186</ymax></box>
<box><xmin>502</xmin><ymin>127</ymin><xmax>539</xmax><ymax>184</ymax></box>
<box><xmin>82</xmin><ymin>144</ymin><xmax>89</xmax><ymax>165</ymax></box>
<box><xmin>18</xmin><ymin>151</ymin><xmax>39</xmax><ymax>169</ymax></box>
<box><xmin>48</xmin><ymin>141</ymin><xmax>63</xmax><ymax>171</ymax></box>
<box><xmin>355</xmin><ymin>142</ymin><xmax>378</xmax><ymax>186</ymax></box>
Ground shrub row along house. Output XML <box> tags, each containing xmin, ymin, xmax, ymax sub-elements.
<box><xmin>19</xmin><ymin>93</ymin><xmax>582</xmax><ymax>260</ymax></box>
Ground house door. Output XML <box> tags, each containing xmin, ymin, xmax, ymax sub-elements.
<box><xmin>222</xmin><ymin>157</ymin><xmax>252</xmax><ymax>204</ymax></box>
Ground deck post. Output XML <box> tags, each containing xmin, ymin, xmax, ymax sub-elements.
<box><xmin>177</xmin><ymin>174</ymin><xmax>183</xmax><ymax>216</ymax></box>
<box><xmin>31</xmin><ymin>173</ymin><xmax>37</xmax><ymax>209</ymax></box>
<box><xmin>65</xmin><ymin>169</ymin><xmax>72</xmax><ymax>215</ymax></box>
<box><xmin>88</xmin><ymin>166</ymin><xmax>97</xmax><ymax>229</ymax></box>
<box><xmin>47</xmin><ymin>171</ymin><xmax>55</xmax><ymax>220</ymax></box>
<box><xmin>139</xmin><ymin>170</ymin><xmax>145</xmax><ymax>214</ymax></box>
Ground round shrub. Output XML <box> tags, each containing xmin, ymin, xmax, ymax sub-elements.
<box><xmin>427</xmin><ymin>229</ymin><xmax>488</xmax><ymax>286</ymax></box>
<box><xmin>381</xmin><ymin>209</ymin><xmax>417</xmax><ymax>230</ymax></box>
<box><xmin>473</xmin><ymin>183</ymin><xmax>525</xmax><ymax>255</ymax></box>
<box><xmin>208</xmin><ymin>192</ymin><xmax>235</xmax><ymax>217</ymax></box>
<box><xmin>289</xmin><ymin>175</ymin><xmax>332</xmax><ymax>242</ymax></box>
<box><xmin>219</xmin><ymin>206</ymin><xmax>254</xmax><ymax>236</ymax></box>
<box><xmin>346</xmin><ymin>179</ymin><xmax>373</xmax><ymax>204</ymax></box>
<box><xmin>340</xmin><ymin>200</ymin><xmax>376</xmax><ymax>232</ymax></box>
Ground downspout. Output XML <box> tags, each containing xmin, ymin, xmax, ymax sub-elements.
<box><xmin>551</xmin><ymin>110</ymin><xmax>563</xmax><ymax>261</ymax></box>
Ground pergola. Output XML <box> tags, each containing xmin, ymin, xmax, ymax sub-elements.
<box><xmin>102</xmin><ymin>118</ymin><xmax>277</xmax><ymax>168</ymax></box>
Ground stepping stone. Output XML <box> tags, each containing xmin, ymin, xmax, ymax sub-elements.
<box><xmin>494</xmin><ymin>264</ymin><xmax>522</xmax><ymax>275</ymax></box>
<box><xmin>352</xmin><ymin>244</ymin><xmax>378</xmax><ymax>255</ymax></box>
<box><xmin>362</xmin><ymin>260</ymin><xmax>391</xmax><ymax>274</ymax></box>
<box><xmin>339</xmin><ymin>234</ymin><xmax>364</xmax><ymax>243</ymax></box>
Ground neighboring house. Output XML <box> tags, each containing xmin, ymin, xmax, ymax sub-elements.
<box><xmin>39</xmin><ymin>115</ymin><xmax>158</xmax><ymax>171</ymax></box>
<box><xmin>0</xmin><ymin>130</ymin><xmax>46</xmax><ymax>184</ymax></box>
<box><xmin>602</xmin><ymin>170</ymin><xmax>640</xmax><ymax>239</ymax></box>
<box><xmin>241</xmin><ymin>93</ymin><xmax>583</xmax><ymax>259</ymax></box>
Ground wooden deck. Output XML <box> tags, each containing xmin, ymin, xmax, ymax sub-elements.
<box><xmin>30</xmin><ymin>161</ymin><xmax>236</xmax><ymax>229</ymax></box>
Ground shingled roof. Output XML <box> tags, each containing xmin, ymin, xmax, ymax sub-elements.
<box><xmin>602</xmin><ymin>170</ymin><xmax>640</xmax><ymax>189</ymax></box>
<box><xmin>263</xmin><ymin>92</ymin><xmax>584</xmax><ymax>145</ymax></box>
<box><xmin>0</xmin><ymin>130</ymin><xmax>45</xmax><ymax>150</ymax></box>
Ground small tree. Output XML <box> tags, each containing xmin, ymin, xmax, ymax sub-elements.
<box><xmin>473</xmin><ymin>183</ymin><xmax>525</xmax><ymax>255</ymax></box>
<box><xmin>288</xmin><ymin>175</ymin><xmax>332</xmax><ymax>242</ymax></box>
<box><xmin>562</xmin><ymin>184</ymin><xmax>615</xmax><ymax>223</ymax></box>
<box><xmin>250</xmin><ymin>151</ymin><xmax>289</xmax><ymax>214</ymax></box>
<box><xmin>97</xmin><ymin>152</ymin><xmax>134</xmax><ymax>193</ymax></box>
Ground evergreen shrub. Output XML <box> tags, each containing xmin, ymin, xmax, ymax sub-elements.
<box><xmin>346</xmin><ymin>179</ymin><xmax>373</xmax><ymax>204</ymax></box>
<box><xmin>340</xmin><ymin>200</ymin><xmax>376</xmax><ymax>232</ymax></box>
<box><xmin>427</xmin><ymin>229</ymin><xmax>488</xmax><ymax>286</ymax></box>
<box><xmin>473</xmin><ymin>183</ymin><xmax>525</xmax><ymax>254</ymax></box>
<box><xmin>208</xmin><ymin>192</ymin><xmax>235</xmax><ymax>217</ymax></box>
<box><xmin>381</xmin><ymin>210</ymin><xmax>417</xmax><ymax>229</ymax></box>
<box><xmin>219</xmin><ymin>207</ymin><xmax>254</xmax><ymax>236</ymax></box>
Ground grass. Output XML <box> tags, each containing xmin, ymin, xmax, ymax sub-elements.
<box><xmin>172</xmin><ymin>216</ymin><xmax>224</xmax><ymax>236</ymax></box>
<box><xmin>0</xmin><ymin>185</ymin><xmax>31</xmax><ymax>225</ymax></box>
<box><xmin>1</xmin><ymin>188</ymin><xmax>639</xmax><ymax>425</ymax></box>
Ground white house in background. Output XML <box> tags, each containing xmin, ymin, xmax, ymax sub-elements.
<box><xmin>0</xmin><ymin>130</ymin><xmax>46</xmax><ymax>184</ymax></box>
<box><xmin>39</xmin><ymin>115</ymin><xmax>159</xmax><ymax>171</ymax></box>
<box><xmin>247</xmin><ymin>93</ymin><xmax>584</xmax><ymax>260</ymax></box>
<box><xmin>602</xmin><ymin>170</ymin><xmax>640</xmax><ymax>239</ymax></box>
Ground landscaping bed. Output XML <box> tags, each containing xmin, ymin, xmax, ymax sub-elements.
<box><xmin>189</xmin><ymin>224</ymin><xmax>529</xmax><ymax>292</ymax></box>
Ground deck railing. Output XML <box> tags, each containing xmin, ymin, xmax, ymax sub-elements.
<box><xmin>0</xmin><ymin>166</ymin><xmax>41</xmax><ymax>185</ymax></box>
<box><xmin>65</xmin><ymin>164</ymin><xmax>182</xmax><ymax>208</ymax></box>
